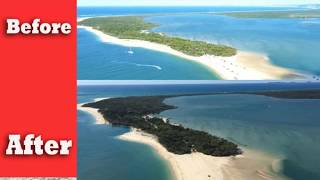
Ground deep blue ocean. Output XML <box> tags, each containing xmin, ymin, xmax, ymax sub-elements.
<box><xmin>77</xmin><ymin>6</ymin><xmax>320</xmax><ymax>79</ymax></box>
<box><xmin>78</xmin><ymin>82</ymin><xmax>320</xmax><ymax>180</ymax></box>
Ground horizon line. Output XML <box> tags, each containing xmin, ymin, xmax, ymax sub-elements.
<box><xmin>77</xmin><ymin>80</ymin><xmax>319</xmax><ymax>86</ymax></box>
<box><xmin>77</xmin><ymin>3</ymin><xmax>320</xmax><ymax>7</ymax></box>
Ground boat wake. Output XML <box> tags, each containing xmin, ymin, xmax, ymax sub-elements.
<box><xmin>111</xmin><ymin>61</ymin><xmax>162</xmax><ymax>70</ymax></box>
<box><xmin>135</xmin><ymin>63</ymin><xmax>162</xmax><ymax>70</ymax></box>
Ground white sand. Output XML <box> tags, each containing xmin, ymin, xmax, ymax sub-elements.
<box><xmin>118</xmin><ymin>128</ymin><xmax>291</xmax><ymax>180</ymax></box>
<box><xmin>93</xmin><ymin>97</ymin><xmax>111</xmax><ymax>102</ymax></box>
<box><xmin>77</xmin><ymin>96</ymin><xmax>292</xmax><ymax>179</ymax></box>
<box><xmin>77</xmin><ymin>103</ymin><xmax>107</xmax><ymax>124</ymax></box>
<box><xmin>77</xmin><ymin>17</ymin><xmax>90</xmax><ymax>22</ymax></box>
<box><xmin>118</xmin><ymin>128</ymin><xmax>229</xmax><ymax>180</ymax></box>
<box><xmin>223</xmin><ymin>148</ymin><xmax>290</xmax><ymax>180</ymax></box>
<box><xmin>77</xmin><ymin>97</ymin><xmax>110</xmax><ymax>124</ymax></box>
<box><xmin>78</xmin><ymin>25</ymin><xmax>307</xmax><ymax>80</ymax></box>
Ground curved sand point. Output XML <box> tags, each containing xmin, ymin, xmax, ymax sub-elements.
<box><xmin>117</xmin><ymin>128</ymin><xmax>290</xmax><ymax>180</ymax></box>
<box><xmin>78</xmin><ymin>25</ymin><xmax>307</xmax><ymax>80</ymax></box>
<box><xmin>77</xmin><ymin>97</ymin><xmax>111</xmax><ymax>124</ymax></box>
<box><xmin>117</xmin><ymin>128</ymin><xmax>229</xmax><ymax>180</ymax></box>
<box><xmin>223</xmin><ymin>148</ymin><xmax>290</xmax><ymax>180</ymax></box>
<box><xmin>77</xmin><ymin>96</ymin><xmax>292</xmax><ymax>180</ymax></box>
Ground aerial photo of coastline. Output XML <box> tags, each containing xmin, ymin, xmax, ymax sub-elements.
<box><xmin>77</xmin><ymin>0</ymin><xmax>320</xmax><ymax>180</ymax></box>
<box><xmin>77</xmin><ymin>80</ymin><xmax>320</xmax><ymax>180</ymax></box>
<box><xmin>77</xmin><ymin>3</ymin><xmax>320</xmax><ymax>80</ymax></box>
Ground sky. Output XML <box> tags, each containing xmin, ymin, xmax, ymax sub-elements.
<box><xmin>78</xmin><ymin>0</ymin><xmax>320</xmax><ymax>7</ymax></box>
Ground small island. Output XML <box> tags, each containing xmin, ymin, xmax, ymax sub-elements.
<box><xmin>79</xmin><ymin>16</ymin><xmax>236</xmax><ymax>57</ymax></box>
<box><xmin>219</xmin><ymin>9</ymin><xmax>320</xmax><ymax>19</ymax></box>
<box><xmin>82</xmin><ymin>95</ymin><xmax>241</xmax><ymax>156</ymax></box>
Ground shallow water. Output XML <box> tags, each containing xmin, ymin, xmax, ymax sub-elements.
<box><xmin>77</xmin><ymin>28</ymin><xmax>218</xmax><ymax>80</ymax></box>
<box><xmin>78</xmin><ymin>7</ymin><xmax>320</xmax><ymax>79</ymax></box>
<box><xmin>78</xmin><ymin>83</ymin><xmax>320</xmax><ymax>180</ymax></box>
<box><xmin>77</xmin><ymin>104</ymin><xmax>173</xmax><ymax>180</ymax></box>
<box><xmin>146</xmin><ymin>14</ymin><xmax>320</xmax><ymax>76</ymax></box>
<box><xmin>161</xmin><ymin>94</ymin><xmax>320</xmax><ymax>180</ymax></box>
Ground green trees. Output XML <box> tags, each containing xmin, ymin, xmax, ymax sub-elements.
<box><xmin>83</xmin><ymin>96</ymin><xmax>241</xmax><ymax>156</ymax></box>
<box><xmin>79</xmin><ymin>16</ymin><xmax>237</xmax><ymax>57</ymax></box>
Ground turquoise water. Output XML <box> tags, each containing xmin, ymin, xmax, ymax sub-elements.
<box><xmin>78</xmin><ymin>82</ymin><xmax>320</xmax><ymax>180</ymax></box>
<box><xmin>77</xmin><ymin>28</ymin><xmax>218</xmax><ymax>80</ymax></box>
<box><xmin>78</xmin><ymin>6</ymin><xmax>291</xmax><ymax>17</ymax></box>
<box><xmin>147</xmin><ymin>14</ymin><xmax>320</xmax><ymax>76</ymax></box>
<box><xmin>161</xmin><ymin>94</ymin><xmax>320</xmax><ymax>179</ymax></box>
<box><xmin>78</xmin><ymin>7</ymin><xmax>320</xmax><ymax>79</ymax></box>
<box><xmin>78</xmin><ymin>98</ymin><xmax>173</xmax><ymax>180</ymax></box>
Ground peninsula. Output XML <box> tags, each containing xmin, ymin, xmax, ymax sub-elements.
<box><xmin>78</xmin><ymin>16</ymin><xmax>307</xmax><ymax>80</ymax></box>
<box><xmin>77</xmin><ymin>89</ymin><xmax>320</xmax><ymax>180</ymax></box>
<box><xmin>82</xmin><ymin>96</ymin><xmax>241</xmax><ymax>156</ymax></box>
<box><xmin>80</xmin><ymin>95</ymin><xmax>244</xmax><ymax>180</ymax></box>
<box><xmin>79</xmin><ymin>16</ymin><xmax>236</xmax><ymax>57</ymax></box>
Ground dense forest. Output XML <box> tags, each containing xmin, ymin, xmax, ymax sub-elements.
<box><xmin>83</xmin><ymin>96</ymin><xmax>242</xmax><ymax>156</ymax></box>
<box><xmin>81</xmin><ymin>89</ymin><xmax>320</xmax><ymax>155</ymax></box>
<box><xmin>79</xmin><ymin>16</ymin><xmax>237</xmax><ymax>57</ymax></box>
<box><xmin>253</xmin><ymin>89</ymin><xmax>320</xmax><ymax>99</ymax></box>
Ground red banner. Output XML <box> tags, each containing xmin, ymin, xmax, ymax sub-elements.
<box><xmin>0</xmin><ymin>0</ymin><xmax>76</xmax><ymax>177</ymax></box>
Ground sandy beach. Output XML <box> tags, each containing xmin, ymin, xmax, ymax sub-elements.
<box><xmin>77</xmin><ymin>97</ymin><xmax>111</xmax><ymax>124</ymax></box>
<box><xmin>118</xmin><ymin>128</ymin><xmax>229</xmax><ymax>180</ymax></box>
<box><xmin>78</xmin><ymin>96</ymin><xmax>291</xmax><ymax>180</ymax></box>
<box><xmin>118</xmin><ymin>128</ymin><xmax>290</xmax><ymax>180</ymax></box>
<box><xmin>77</xmin><ymin>103</ymin><xmax>107</xmax><ymax>124</ymax></box>
<box><xmin>78</xmin><ymin>25</ymin><xmax>307</xmax><ymax>80</ymax></box>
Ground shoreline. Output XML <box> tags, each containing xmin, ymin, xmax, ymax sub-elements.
<box><xmin>118</xmin><ymin>128</ymin><xmax>229</xmax><ymax>180</ymax></box>
<box><xmin>78</xmin><ymin>97</ymin><xmax>291</xmax><ymax>180</ymax></box>
<box><xmin>77</xmin><ymin>97</ymin><xmax>111</xmax><ymax>124</ymax></box>
<box><xmin>118</xmin><ymin>128</ymin><xmax>290</xmax><ymax>180</ymax></box>
<box><xmin>78</xmin><ymin>24</ymin><xmax>307</xmax><ymax>80</ymax></box>
<box><xmin>77</xmin><ymin>103</ymin><xmax>107</xmax><ymax>124</ymax></box>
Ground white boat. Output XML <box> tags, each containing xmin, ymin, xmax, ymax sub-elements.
<box><xmin>128</xmin><ymin>47</ymin><xmax>134</xmax><ymax>54</ymax></box>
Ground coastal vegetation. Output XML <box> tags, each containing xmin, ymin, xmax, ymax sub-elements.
<box><xmin>254</xmin><ymin>89</ymin><xmax>320</xmax><ymax>99</ymax></box>
<box><xmin>79</xmin><ymin>16</ymin><xmax>237</xmax><ymax>57</ymax></box>
<box><xmin>83</xmin><ymin>96</ymin><xmax>241</xmax><ymax>156</ymax></box>
<box><xmin>219</xmin><ymin>9</ymin><xmax>320</xmax><ymax>19</ymax></box>
<box><xmin>81</xmin><ymin>89</ymin><xmax>320</xmax><ymax>156</ymax></box>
